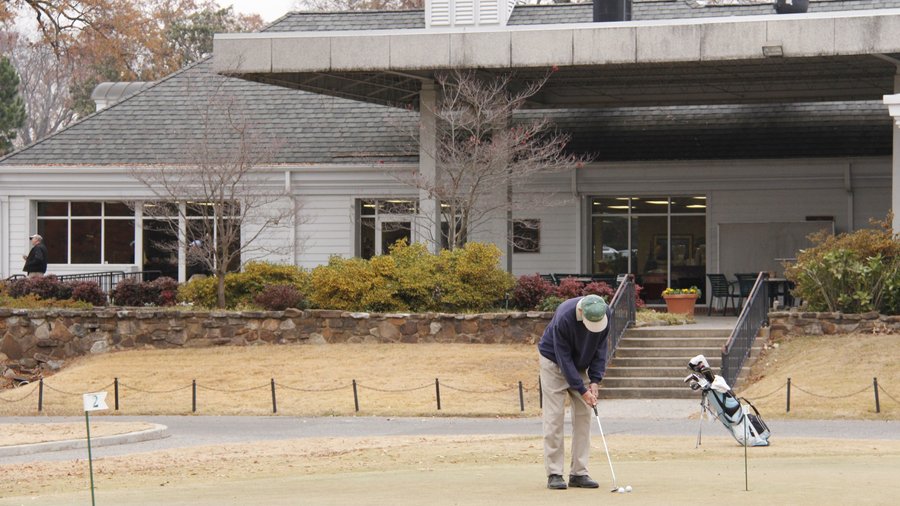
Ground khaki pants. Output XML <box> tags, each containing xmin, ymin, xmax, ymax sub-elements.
<box><xmin>540</xmin><ymin>354</ymin><xmax>592</xmax><ymax>477</ymax></box>
<box><xmin>26</xmin><ymin>272</ymin><xmax>43</xmax><ymax>278</ymax></box>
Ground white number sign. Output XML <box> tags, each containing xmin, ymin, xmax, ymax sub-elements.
<box><xmin>83</xmin><ymin>392</ymin><xmax>109</xmax><ymax>412</ymax></box>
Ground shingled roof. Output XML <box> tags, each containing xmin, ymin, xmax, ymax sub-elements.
<box><xmin>265</xmin><ymin>0</ymin><xmax>900</xmax><ymax>31</ymax></box>
<box><xmin>1</xmin><ymin>1</ymin><xmax>894</xmax><ymax>166</ymax></box>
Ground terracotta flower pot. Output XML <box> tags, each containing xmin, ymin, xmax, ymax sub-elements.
<box><xmin>663</xmin><ymin>294</ymin><xmax>698</xmax><ymax>315</ymax></box>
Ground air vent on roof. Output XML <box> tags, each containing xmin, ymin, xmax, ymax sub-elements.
<box><xmin>426</xmin><ymin>0</ymin><xmax>513</xmax><ymax>28</ymax></box>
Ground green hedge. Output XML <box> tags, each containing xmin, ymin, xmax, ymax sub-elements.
<box><xmin>786</xmin><ymin>217</ymin><xmax>900</xmax><ymax>314</ymax></box>
<box><xmin>178</xmin><ymin>261</ymin><xmax>310</xmax><ymax>309</ymax></box>
<box><xmin>308</xmin><ymin>241</ymin><xmax>515</xmax><ymax>313</ymax></box>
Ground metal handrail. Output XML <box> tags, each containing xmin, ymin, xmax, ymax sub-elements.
<box><xmin>721</xmin><ymin>272</ymin><xmax>769</xmax><ymax>388</ymax></box>
<box><xmin>607</xmin><ymin>273</ymin><xmax>636</xmax><ymax>357</ymax></box>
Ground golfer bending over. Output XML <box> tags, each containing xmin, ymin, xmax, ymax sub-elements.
<box><xmin>537</xmin><ymin>294</ymin><xmax>611</xmax><ymax>490</ymax></box>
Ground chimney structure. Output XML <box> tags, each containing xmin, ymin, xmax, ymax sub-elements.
<box><xmin>593</xmin><ymin>0</ymin><xmax>632</xmax><ymax>22</ymax></box>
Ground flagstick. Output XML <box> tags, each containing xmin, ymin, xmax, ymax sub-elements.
<box><xmin>86</xmin><ymin>410</ymin><xmax>96</xmax><ymax>506</ymax></box>
<box><xmin>744</xmin><ymin>414</ymin><xmax>749</xmax><ymax>492</ymax></box>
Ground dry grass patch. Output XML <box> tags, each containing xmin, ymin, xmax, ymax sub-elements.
<box><xmin>0</xmin><ymin>344</ymin><xmax>540</xmax><ymax>417</ymax></box>
<box><xmin>738</xmin><ymin>333</ymin><xmax>900</xmax><ymax>419</ymax></box>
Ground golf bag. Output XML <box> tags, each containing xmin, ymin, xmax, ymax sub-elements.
<box><xmin>684</xmin><ymin>355</ymin><xmax>771</xmax><ymax>447</ymax></box>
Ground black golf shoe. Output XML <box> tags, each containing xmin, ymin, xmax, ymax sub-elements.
<box><xmin>547</xmin><ymin>474</ymin><xmax>567</xmax><ymax>490</ymax></box>
<box><xmin>568</xmin><ymin>475</ymin><xmax>599</xmax><ymax>488</ymax></box>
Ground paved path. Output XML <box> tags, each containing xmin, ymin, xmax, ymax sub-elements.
<box><xmin>2</xmin><ymin>399</ymin><xmax>898</xmax><ymax>464</ymax></box>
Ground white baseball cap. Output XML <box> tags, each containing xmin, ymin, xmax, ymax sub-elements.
<box><xmin>577</xmin><ymin>295</ymin><xmax>609</xmax><ymax>333</ymax></box>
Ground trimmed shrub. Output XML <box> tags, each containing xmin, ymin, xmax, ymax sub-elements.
<box><xmin>177</xmin><ymin>262</ymin><xmax>310</xmax><ymax>309</ymax></box>
<box><xmin>432</xmin><ymin>242</ymin><xmax>515</xmax><ymax>312</ymax></box>
<box><xmin>512</xmin><ymin>274</ymin><xmax>555</xmax><ymax>310</ymax></box>
<box><xmin>68</xmin><ymin>281</ymin><xmax>107</xmax><ymax>306</ymax></box>
<box><xmin>390</xmin><ymin>241</ymin><xmax>441</xmax><ymax>311</ymax></box>
<box><xmin>307</xmin><ymin>241</ymin><xmax>512</xmax><ymax>313</ymax></box>
<box><xmin>538</xmin><ymin>296</ymin><xmax>564</xmax><ymax>312</ymax></box>
<box><xmin>150</xmin><ymin>277</ymin><xmax>179</xmax><ymax>306</ymax></box>
<box><xmin>7</xmin><ymin>275</ymin><xmax>71</xmax><ymax>300</ymax></box>
<box><xmin>786</xmin><ymin>217</ymin><xmax>900</xmax><ymax>313</ymax></box>
<box><xmin>309</xmin><ymin>255</ymin><xmax>402</xmax><ymax>312</ymax></box>
<box><xmin>253</xmin><ymin>284</ymin><xmax>307</xmax><ymax>311</ymax></box>
<box><xmin>0</xmin><ymin>293</ymin><xmax>92</xmax><ymax>309</ymax></box>
<box><xmin>582</xmin><ymin>281</ymin><xmax>615</xmax><ymax>301</ymax></box>
<box><xmin>554</xmin><ymin>277</ymin><xmax>584</xmax><ymax>299</ymax></box>
<box><xmin>112</xmin><ymin>279</ymin><xmax>157</xmax><ymax>306</ymax></box>
<box><xmin>177</xmin><ymin>276</ymin><xmax>217</xmax><ymax>308</ymax></box>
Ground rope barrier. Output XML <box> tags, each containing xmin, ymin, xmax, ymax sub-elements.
<box><xmin>356</xmin><ymin>382</ymin><xmax>432</xmax><ymax>393</ymax></box>
<box><xmin>196</xmin><ymin>383</ymin><xmax>270</xmax><ymax>393</ymax></box>
<box><xmin>277</xmin><ymin>382</ymin><xmax>350</xmax><ymax>393</ymax></box>
<box><xmin>0</xmin><ymin>386</ymin><xmax>37</xmax><ymax>403</ymax></box>
<box><xmin>878</xmin><ymin>384</ymin><xmax>900</xmax><ymax>405</ymax></box>
<box><xmin>790</xmin><ymin>382</ymin><xmax>871</xmax><ymax>399</ymax></box>
<box><xmin>42</xmin><ymin>381</ymin><xmax>116</xmax><ymax>396</ymax></box>
<box><xmin>117</xmin><ymin>381</ymin><xmax>193</xmax><ymax>394</ymax></box>
<box><xmin>439</xmin><ymin>383</ymin><xmax>516</xmax><ymax>394</ymax></box>
<box><xmin>743</xmin><ymin>382</ymin><xmax>787</xmax><ymax>401</ymax></box>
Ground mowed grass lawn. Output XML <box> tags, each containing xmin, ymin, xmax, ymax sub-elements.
<box><xmin>1</xmin><ymin>333</ymin><xmax>898</xmax><ymax>419</ymax></box>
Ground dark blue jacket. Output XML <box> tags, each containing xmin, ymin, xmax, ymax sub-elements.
<box><xmin>537</xmin><ymin>296</ymin><xmax>610</xmax><ymax>394</ymax></box>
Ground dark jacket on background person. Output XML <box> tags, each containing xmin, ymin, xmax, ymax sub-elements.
<box><xmin>23</xmin><ymin>241</ymin><xmax>48</xmax><ymax>274</ymax></box>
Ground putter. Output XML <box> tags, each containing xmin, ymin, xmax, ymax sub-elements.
<box><xmin>591</xmin><ymin>405</ymin><xmax>621</xmax><ymax>493</ymax></box>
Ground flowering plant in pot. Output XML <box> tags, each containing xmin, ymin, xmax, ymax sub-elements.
<box><xmin>662</xmin><ymin>286</ymin><xmax>701</xmax><ymax>315</ymax></box>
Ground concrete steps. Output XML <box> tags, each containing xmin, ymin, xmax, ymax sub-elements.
<box><xmin>599</xmin><ymin>325</ymin><xmax>762</xmax><ymax>399</ymax></box>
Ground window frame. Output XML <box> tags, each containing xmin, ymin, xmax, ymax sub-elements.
<box><xmin>35</xmin><ymin>201</ymin><xmax>136</xmax><ymax>265</ymax></box>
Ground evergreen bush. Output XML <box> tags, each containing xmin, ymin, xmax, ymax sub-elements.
<box><xmin>786</xmin><ymin>217</ymin><xmax>900</xmax><ymax>313</ymax></box>
<box><xmin>177</xmin><ymin>262</ymin><xmax>309</xmax><ymax>309</ymax></box>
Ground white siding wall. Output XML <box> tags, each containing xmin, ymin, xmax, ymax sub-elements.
<box><xmin>0</xmin><ymin>168</ymin><xmax>300</xmax><ymax>279</ymax></box>
<box><xmin>0</xmin><ymin>157</ymin><xmax>892</xmax><ymax>279</ymax></box>
<box><xmin>291</xmin><ymin>164</ymin><xmax>419</xmax><ymax>269</ymax></box>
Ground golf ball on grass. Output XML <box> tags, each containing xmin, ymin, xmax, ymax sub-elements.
<box><xmin>617</xmin><ymin>487</ymin><xmax>625</xmax><ymax>493</ymax></box>
<box><xmin>625</xmin><ymin>485</ymin><xmax>633</xmax><ymax>493</ymax></box>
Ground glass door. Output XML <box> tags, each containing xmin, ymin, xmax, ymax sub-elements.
<box><xmin>590</xmin><ymin>196</ymin><xmax>706</xmax><ymax>305</ymax></box>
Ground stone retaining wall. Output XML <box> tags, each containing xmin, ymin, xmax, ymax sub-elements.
<box><xmin>768</xmin><ymin>309</ymin><xmax>900</xmax><ymax>338</ymax></box>
<box><xmin>0</xmin><ymin>308</ymin><xmax>552</xmax><ymax>371</ymax></box>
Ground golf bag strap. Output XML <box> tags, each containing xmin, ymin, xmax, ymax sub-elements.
<box><xmin>740</xmin><ymin>397</ymin><xmax>762</xmax><ymax>417</ymax></box>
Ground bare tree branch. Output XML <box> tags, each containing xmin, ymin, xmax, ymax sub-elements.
<box><xmin>393</xmin><ymin>70</ymin><xmax>589</xmax><ymax>252</ymax></box>
<box><xmin>131</xmin><ymin>71</ymin><xmax>297</xmax><ymax>308</ymax></box>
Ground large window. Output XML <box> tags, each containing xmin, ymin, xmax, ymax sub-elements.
<box><xmin>591</xmin><ymin>196</ymin><xmax>706</xmax><ymax>305</ymax></box>
<box><xmin>358</xmin><ymin>199</ymin><xmax>416</xmax><ymax>259</ymax></box>
<box><xmin>36</xmin><ymin>201</ymin><xmax>135</xmax><ymax>264</ymax></box>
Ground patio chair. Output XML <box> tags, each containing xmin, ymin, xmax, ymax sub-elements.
<box><xmin>706</xmin><ymin>274</ymin><xmax>741</xmax><ymax>316</ymax></box>
<box><xmin>734</xmin><ymin>273</ymin><xmax>761</xmax><ymax>311</ymax></box>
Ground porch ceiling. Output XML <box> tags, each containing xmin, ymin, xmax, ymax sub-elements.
<box><xmin>213</xmin><ymin>10</ymin><xmax>900</xmax><ymax>110</ymax></box>
<box><xmin>234</xmin><ymin>54</ymin><xmax>900</xmax><ymax>110</ymax></box>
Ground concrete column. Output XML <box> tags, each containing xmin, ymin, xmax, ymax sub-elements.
<box><xmin>418</xmin><ymin>81</ymin><xmax>441</xmax><ymax>252</ymax></box>
<box><xmin>887</xmin><ymin>80</ymin><xmax>900</xmax><ymax>232</ymax></box>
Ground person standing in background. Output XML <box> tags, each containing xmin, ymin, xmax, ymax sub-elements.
<box><xmin>22</xmin><ymin>234</ymin><xmax>48</xmax><ymax>277</ymax></box>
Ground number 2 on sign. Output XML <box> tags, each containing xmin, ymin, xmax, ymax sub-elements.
<box><xmin>83</xmin><ymin>392</ymin><xmax>108</xmax><ymax>412</ymax></box>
